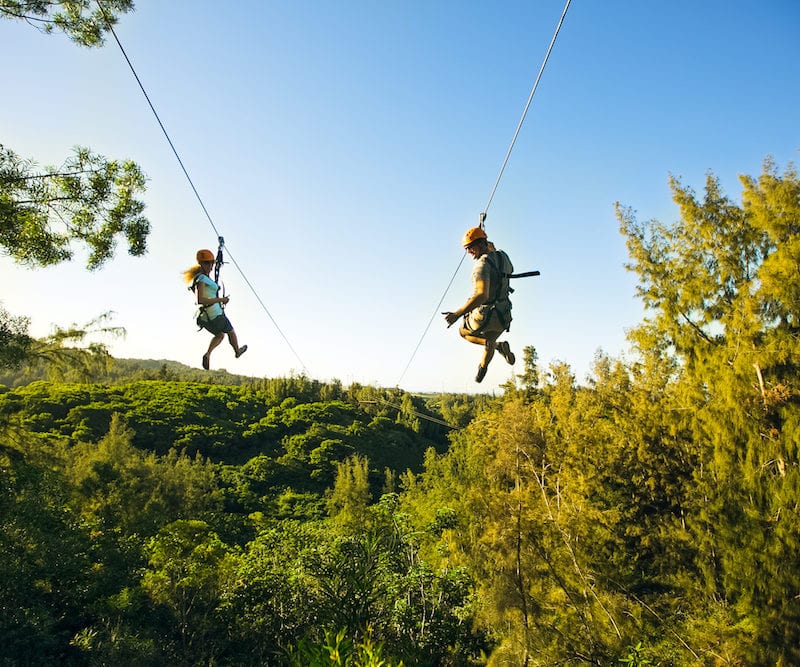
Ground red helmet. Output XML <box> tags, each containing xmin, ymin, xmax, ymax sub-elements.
<box><xmin>196</xmin><ymin>249</ymin><xmax>215</xmax><ymax>262</ymax></box>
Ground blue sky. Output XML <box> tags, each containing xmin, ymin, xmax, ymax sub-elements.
<box><xmin>2</xmin><ymin>0</ymin><xmax>799</xmax><ymax>392</ymax></box>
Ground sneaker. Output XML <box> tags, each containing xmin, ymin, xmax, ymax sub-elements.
<box><xmin>497</xmin><ymin>341</ymin><xmax>515</xmax><ymax>365</ymax></box>
<box><xmin>202</xmin><ymin>354</ymin><xmax>210</xmax><ymax>370</ymax></box>
<box><xmin>475</xmin><ymin>364</ymin><xmax>487</xmax><ymax>383</ymax></box>
<box><xmin>235</xmin><ymin>345</ymin><xmax>248</xmax><ymax>359</ymax></box>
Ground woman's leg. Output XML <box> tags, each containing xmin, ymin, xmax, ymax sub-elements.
<box><xmin>206</xmin><ymin>333</ymin><xmax>224</xmax><ymax>357</ymax></box>
<box><xmin>202</xmin><ymin>333</ymin><xmax>224</xmax><ymax>369</ymax></box>
<box><xmin>227</xmin><ymin>329</ymin><xmax>247</xmax><ymax>357</ymax></box>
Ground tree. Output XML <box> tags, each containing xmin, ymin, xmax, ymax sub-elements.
<box><xmin>517</xmin><ymin>345</ymin><xmax>541</xmax><ymax>397</ymax></box>
<box><xmin>1</xmin><ymin>144</ymin><xmax>149</xmax><ymax>270</ymax></box>
<box><xmin>0</xmin><ymin>0</ymin><xmax>134</xmax><ymax>47</ymax></box>
<box><xmin>287</xmin><ymin>626</ymin><xmax>405</xmax><ymax>667</ymax></box>
<box><xmin>2</xmin><ymin>1</ymin><xmax>150</xmax><ymax>274</ymax></box>
<box><xmin>327</xmin><ymin>455</ymin><xmax>372</xmax><ymax>532</ymax></box>
<box><xmin>501</xmin><ymin>344</ymin><xmax>541</xmax><ymax>399</ymax></box>
<box><xmin>67</xmin><ymin>414</ymin><xmax>222</xmax><ymax>539</ymax></box>
<box><xmin>450</xmin><ymin>385</ymin><xmax>637</xmax><ymax>665</ymax></box>
<box><xmin>617</xmin><ymin>157</ymin><xmax>800</xmax><ymax>664</ymax></box>
<box><xmin>0</xmin><ymin>430</ymin><xmax>94</xmax><ymax>664</ymax></box>
<box><xmin>0</xmin><ymin>309</ymin><xmax>123</xmax><ymax>385</ymax></box>
<box><xmin>141</xmin><ymin>520</ymin><xmax>237</xmax><ymax>663</ymax></box>
<box><xmin>0</xmin><ymin>303</ymin><xmax>33</xmax><ymax>369</ymax></box>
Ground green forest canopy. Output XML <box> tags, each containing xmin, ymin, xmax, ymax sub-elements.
<box><xmin>2</xmin><ymin>160</ymin><xmax>799</xmax><ymax>664</ymax></box>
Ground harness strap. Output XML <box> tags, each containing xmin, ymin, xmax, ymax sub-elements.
<box><xmin>214</xmin><ymin>236</ymin><xmax>224</xmax><ymax>284</ymax></box>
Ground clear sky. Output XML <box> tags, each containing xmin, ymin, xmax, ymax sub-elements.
<box><xmin>2</xmin><ymin>0</ymin><xmax>799</xmax><ymax>393</ymax></box>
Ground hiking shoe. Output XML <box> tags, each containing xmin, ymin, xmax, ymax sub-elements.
<box><xmin>202</xmin><ymin>354</ymin><xmax>210</xmax><ymax>370</ymax></box>
<box><xmin>235</xmin><ymin>345</ymin><xmax>248</xmax><ymax>358</ymax></box>
<box><xmin>475</xmin><ymin>364</ymin><xmax>487</xmax><ymax>383</ymax></box>
<box><xmin>497</xmin><ymin>341</ymin><xmax>515</xmax><ymax>365</ymax></box>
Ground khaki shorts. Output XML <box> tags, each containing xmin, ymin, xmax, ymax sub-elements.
<box><xmin>461</xmin><ymin>305</ymin><xmax>505</xmax><ymax>340</ymax></box>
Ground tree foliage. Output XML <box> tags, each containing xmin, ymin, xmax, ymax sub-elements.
<box><xmin>1</xmin><ymin>144</ymin><xmax>149</xmax><ymax>269</ymax></box>
<box><xmin>0</xmin><ymin>309</ymin><xmax>123</xmax><ymax>389</ymax></box>
<box><xmin>0</xmin><ymin>303</ymin><xmax>33</xmax><ymax>369</ymax></box>
<box><xmin>0</xmin><ymin>0</ymin><xmax>134</xmax><ymax>47</ymax></box>
<box><xmin>2</xmin><ymin>2</ymin><xmax>149</xmax><ymax>273</ymax></box>
<box><xmin>615</xmin><ymin>157</ymin><xmax>800</xmax><ymax>664</ymax></box>
<box><xmin>398</xmin><ymin>158</ymin><xmax>800</xmax><ymax>665</ymax></box>
<box><xmin>2</xmin><ymin>157</ymin><xmax>799</xmax><ymax>665</ymax></box>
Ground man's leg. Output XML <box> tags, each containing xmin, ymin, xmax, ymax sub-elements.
<box><xmin>460</xmin><ymin>311</ymin><xmax>504</xmax><ymax>382</ymax></box>
<box><xmin>496</xmin><ymin>340</ymin><xmax>515</xmax><ymax>365</ymax></box>
<box><xmin>482</xmin><ymin>335</ymin><xmax>500</xmax><ymax>368</ymax></box>
<box><xmin>461</xmin><ymin>330</ymin><xmax>501</xmax><ymax>383</ymax></box>
<box><xmin>461</xmin><ymin>332</ymin><xmax>498</xmax><ymax>367</ymax></box>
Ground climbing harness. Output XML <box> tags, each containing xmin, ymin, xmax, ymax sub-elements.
<box><xmin>463</xmin><ymin>248</ymin><xmax>537</xmax><ymax>335</ymax></box>
<box><xmin>213</xmin><ymin>236</ymin><xmax>225</xmax><ymax>286</ymax></box>
<box><xmin>191</xmin><ymin>236</ymin><xmax>226</xmax><ymax>330</ymax></box>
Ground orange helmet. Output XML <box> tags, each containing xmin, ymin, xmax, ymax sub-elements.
<box><xmin>196</xmin><ymin>249</ymin><xmax>215</xmax><ymax>262</ymax></box>
<box><xmin>462</xmin><ymin>226</ymin><xmax>488</xmax><ymax>248</ymax></box>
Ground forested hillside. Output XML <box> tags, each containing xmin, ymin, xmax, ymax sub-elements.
<box><xmin>0</xmin><ymin>356</ymin><xmax>262</xmax><ymax>387</ymax></box>
<box><xmin>0</xmin><ymin>373</ymin><xmax>488</xmax><ymax>665</ymax></box>
<box><xmin>2</xmin><ymin>160</ymin><xmax>799</xmax><ymax>665</ymax></box>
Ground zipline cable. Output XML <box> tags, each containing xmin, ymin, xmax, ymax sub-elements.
<box><xmin>397</xmin><ymin>253</ymin><xmax>468</xmax><ymax>385</ymax></box>
<box><xmin>358</xmin><ymin>400</ymin><xmax>458</xmax><ymax>430</ymax></box>
<box><xmin>97</xmin><ymin>9</ymin><xmax>218</xmax><ymax>239</ymax></box>
<box><xmin>396</xmin><ymin>0</ymin><xmax>570</xmax><ymax>386</ymax></box>
<box><xmin>95</xmin><ymin>1</ymin><xmax>308</xmax><ymax>373</ymax></box>
<box><xmin>482</xmin><ymin>0</ymin><xmax>571</xmax><ymax>223</ymax></box>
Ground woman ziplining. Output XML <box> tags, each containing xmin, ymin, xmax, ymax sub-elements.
<box><xmin>184</xmin><ymin>245</ymin><xmax>248</xmax><ymax>370</ymax></box>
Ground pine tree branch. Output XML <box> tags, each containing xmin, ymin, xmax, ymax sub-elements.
<box><xmin>3</xmin><ymin>168</ymin><xmax>104</xmax><ymax>182</ymax></box>
<box><xmin>680</xmin><ymin>312</ymin><xmax>718</xmax><ymax>345</ymax></box>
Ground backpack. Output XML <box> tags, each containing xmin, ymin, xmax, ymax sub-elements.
<box><xmin>484</xmin><ymin>250</ymin><xmax>514</xmax><ymax>330</ymax></box>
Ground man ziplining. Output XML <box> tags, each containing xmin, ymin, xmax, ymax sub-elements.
<box><xmin>443</xmin><ymin>227</ymin><xmax>516</xmax><ymax>383</ymax></box>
